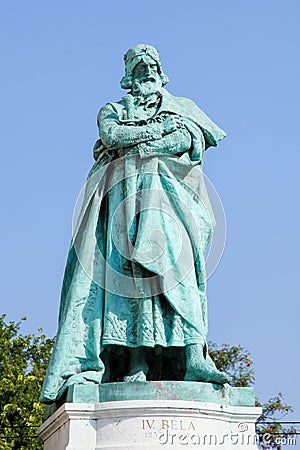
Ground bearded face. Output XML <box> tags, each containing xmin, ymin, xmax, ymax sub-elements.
<box><xmin>131</xmin><ymin>56</ymin><xmax>163</xmax><ymax>97</ymax></box>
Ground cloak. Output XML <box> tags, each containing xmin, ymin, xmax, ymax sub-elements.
<box><xmin>40</xmin><ymin>89</ymin><xmax>225</xmax><ymax>403</ymax></box>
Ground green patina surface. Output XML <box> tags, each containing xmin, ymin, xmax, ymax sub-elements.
<box><xmin>73</xmin><ymin>382</ymin><xmax>255</xmax><ymax>406</ymax></box>
<box><xmin>45</xmin><ymin>382</ymin><xmax>255</xmax><ymax>418</ymax></box>
<box><xmin>41</xmin><ymin>45</ymin><xmax>231</xmax><ymax>408</ymax></box>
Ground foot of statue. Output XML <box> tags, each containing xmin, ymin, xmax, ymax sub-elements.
<box><xmin>123</xmin><ymin>347</ymin><xmax>148</xmax><ymax>382</ymax></box>
<box><xmin>184</xmin><ymin>343</ymin><xmax>229</xmax><ymax>385</ymax></box>
<box><xmin>124</xmin><ymin>370</ymin><xmax>147</xmax><ymax>382</ymax></box>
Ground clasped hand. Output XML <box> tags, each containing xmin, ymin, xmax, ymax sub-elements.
<box><xmin>162</xmin><ymin>115</ymin><xmax>183</xmax><ymax>135</ymax></box>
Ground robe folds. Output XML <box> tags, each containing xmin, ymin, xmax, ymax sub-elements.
<box><xmin>40</xmin><ymin>89</ymin><xmax>225</xmax><ymax>403</ymax></box>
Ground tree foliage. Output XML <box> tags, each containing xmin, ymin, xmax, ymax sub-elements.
<box><xmin>0</xmin><ymin>315</ymin><xmax>54</xmax><ymax>450</ymax></box>
<box><xmin>209</xmin><ymin>342</ymin><xmax>297</xmax><ymax>449</ymax></box>
<box><xmin>0</xmin><ymin>315</ymin><xmax>296</xmax><ymax>449</ymax></box>
<box><xmin>256</xmin><ymin>394</ymin><xmax>297</xmax><ymax>449</ymax></box>
<box><xmin>209</xmin><ymin>342</ymin><xmax>255</xmax><ymax>387</ymax></box>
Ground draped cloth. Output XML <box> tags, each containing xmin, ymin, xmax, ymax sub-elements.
<box><xmin>40</xmin><ymin>89</ymin><xmax>225</xmax><ymax>403</ymax></box>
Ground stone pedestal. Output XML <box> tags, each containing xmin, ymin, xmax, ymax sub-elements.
<box><xmin>39</xmin><ymin>382</ymin><xmax>262</xmax><ymax>449</ymax></box>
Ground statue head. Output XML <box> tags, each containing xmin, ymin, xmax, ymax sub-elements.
<box><xmin>120</xmin><ymin>44</ymin><xmax>169</xmax><ymax>94</ymax></box>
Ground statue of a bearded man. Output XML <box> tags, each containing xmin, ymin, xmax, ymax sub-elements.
<box><xmin>40</xmin><ymin>44</ymin><xmax>229</xmax><ymax>404</ymax></box>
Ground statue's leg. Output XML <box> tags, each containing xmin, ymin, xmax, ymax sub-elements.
<box><xmin>101</xmin><ymin>348</ymin><xmax>111</xmax><ymax>383</ymax></box>
<box><xmin>147</xmin><ymin>346</ymin><xmax>163</xmax><ymax>380</ymax></box>
<box><xmin>184</xmin><ymin>343</ymin><xmax>229</xmax><ymax>384</ymax></box>
<box><xmin>123</xmin><ymin>347</ymin><xmax>149</xmax><ymax>382</ymax></box>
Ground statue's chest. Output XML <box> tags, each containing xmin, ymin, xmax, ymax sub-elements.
<box><xmin>132</xmin><ymin>104</ymin><xmax>159</xmax><ymax>121</ymax></box>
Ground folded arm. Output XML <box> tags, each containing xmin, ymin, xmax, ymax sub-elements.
<box><xmin>99</xmin><ymin>104</ymin><xmax>164</xmax><ymax>150</ymax></box>
<box><xmin>138</xmin><ymin>127</ymin><xmax>192</xmax><ymax>158</ymax></box>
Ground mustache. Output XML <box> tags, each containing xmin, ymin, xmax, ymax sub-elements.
<box><xmin>135</xmin><ymin>76</ymin><xmax>157</xmax><ymax>83</ymax></box>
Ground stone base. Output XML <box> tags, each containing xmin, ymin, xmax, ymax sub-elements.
<box><xmin>39</xmin><ymin>383</ymin><xmax>261</xmax><ymax>449</ymax></box>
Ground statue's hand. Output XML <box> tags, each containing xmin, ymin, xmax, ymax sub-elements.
<box><xmin>162</xmin><ymin>115</ymin><xmax>182</xmax><ymax>135</ymax></box>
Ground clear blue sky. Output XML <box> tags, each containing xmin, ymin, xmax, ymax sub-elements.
<box><xmin>1</xmin><ymin>1</ymin><xmax>299</xmax><ymax>421</ymax></box>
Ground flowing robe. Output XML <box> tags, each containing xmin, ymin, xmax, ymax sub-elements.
<box><xmin>40</xmin><ymin>88</ymin><xmax>226</xmax><ymax>403</ymax></box>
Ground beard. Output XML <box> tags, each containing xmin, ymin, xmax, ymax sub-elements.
<box><xmin>131</xmin><ymin>76</ymin><xmax>162</xmax><ymax>98</ymax></box>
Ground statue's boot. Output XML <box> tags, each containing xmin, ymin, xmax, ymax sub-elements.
<box><xmin>184</xmin><ymin>343</ymin><xmax>229</xmax><ymax>385</ymax></box>
<box><xmin>124</xmin><ymin>347</ymin><xmax>148</xmax><ymax>382</ymax></box>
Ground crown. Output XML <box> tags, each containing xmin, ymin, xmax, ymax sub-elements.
<box><xmin>124</xmin><ymin>44</ymin><xmax>160</xmax><ymax>64</ymax></box>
